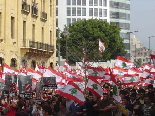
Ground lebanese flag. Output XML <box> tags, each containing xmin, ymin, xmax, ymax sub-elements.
<box><xmin>43</xmin><ymin>67</ymin><xmax>63</xmax><ymax>83</ymax></box>
<box><xmin>19</xmin><ymin>65</ymin><xmax>27</xmax><ymax>76</ymax></box>
<box><xmin>86</xmin><ymin>77</ymin><xmax>103</xmax><ymax>98</ymax></box>
<box><xmin>63</xmin><ymin>71</ymin><xmax>84</xmax><ymax>82</ymax></box>
<box><xmin>110</xmin><ymin>68</ymin><xmax>121</xmax><ymax>102</ymax></box>
<box><xmin>63</xmin><ymin>61</ymin><xmax>71</xmax><ymax>71</ymax></box>
<box><xmin>57</xmin><ymin>81</ymin><xmax>85</xmax><ymax>105</ymax></box>
<box><xmin>128</xmin><ymin>67</ymin><xmax>142</xmax><ymax>75</ymax></box>
<box><xmin>99</xmin><ymin>39</ymin><xmax>105</xmax><ymax>53</ymax></box>
<box><xmin>86</xmin><ymin>66</ymin><xmax>105</xmax><ymax>79</ymax></box>
<box><xmin>140</xmin><ymin>69</ymin><xmax>151</xmax><ymax>79</ymax></box>
<box><xmin>3</xmin><ymin>64</ymin><xmax>19</xmax><ymax>75</ymax></box>
<box><xmin>0</xmin><ymin>64</ymin><xmax>2</xmax><ymax>78</ymax></box>
<box><xmin>35</xmin><ymin>63</ymin><xmax>46</xmax><ymax>74</ymax></box>
<box><xmin>27</xmin><ymin>68</ymin><xmax>42</xmax><ymax>81</ymax></box>
<box><xmin>123</xmin><ymin>74</ymin><xmax>140</xmax><ymax>85</ymax></box>
<box><xmin>150</xmin><ymin>54</ymin><xmax>155</xmax><ymax>68</ymax></box>
<box><xmin>113</xmin><ymin>66</ymin><xmax>128</xmax><ymax>75</ymax></box>
<box><xmin>144</xmin><ymin>63</ymin><xmax>154</xmax><ymax>70</ymax></box>
<box><xmin>115</xmin><ymin>56</ymin><xmax>134</xmax><ymax>69</ymax></box>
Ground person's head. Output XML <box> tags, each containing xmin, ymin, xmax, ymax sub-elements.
<box><xmin>130</xmin><ymin>89</ymin><xmax>137</xmax><ymax>94</ymax></box>
<box><xmin>51</xmin><ymin>99</ymin><xmax>56</xmax><ymax>106</ymax></box>
<box><xmin>122</xmin><ymin>96</ymin><xmax>130</xmax><ymax>105</ymax></box>
<box><xmin>120</xmin><ymin>90</ymin><xmax>127</xmax><ymax>99</ymax></box>
<box><xmin>36</xmin><ymin>103</ymin><xmax>42</xmax><ymax>109</ymax></box>
<box><xmin>148</xmin><ymin>84</ymin><xmax>153</xmax><ymax>92</ymax></box>
<box><xmin>42</xmin><ymin>105</ymin><xmax>52</xmax><ymax>116</ymax></box>
<box><xmin>130</xmin><ymin>93</ymin><xmax>136</xmax><ymax>101</ymax></box>
<box><xmin>144</xmin><ymin>94</ymin><xmax>151</xmax><ymax>104</ymax></box>
<box><xmin>102</xmin><ymin>93</ymin><xmax>109</xmax><ymax>101</ymax></box>
<box><xmin>138</xmin><ymin>89</ymin><xmax>145</xmax><ymax>99</ymax></box>
<box><xmin>59</xmin><ymin>101</ymin><xmax>66</xmax><ymax>110</ymax></box>
<box><xmin>88</xmin><ymin>94</ymin><xmax>94</xmax><ymax>101</ymax></box>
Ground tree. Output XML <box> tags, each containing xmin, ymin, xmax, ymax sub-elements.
<box><xmin>134</xmin><ymin>58</ymin><xmax>142</xmax><ymax>67</ymax></box>
<box><xmin>58</xmin><ymin>19</ymin><xmax>126</xmax><ymax>64</ymax></box>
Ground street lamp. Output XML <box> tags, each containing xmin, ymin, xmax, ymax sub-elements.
<box><xmin>56</xmin><ymin>28</ymin><xmax>61</xmax><ymax>66</ymax></box>
<box><xmin>148</xmin><ymin>36</ymin><xmax>155</xmax><ymax>63</ymax></box>
<box><xmin>63</xmin><ymin>26</ymin><xmax>70</xmax><ymax>62</ymax></box>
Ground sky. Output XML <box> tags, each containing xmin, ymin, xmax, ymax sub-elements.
<box><xmin>130</xmin><ymin>0</ymin><xmax>155</xmax><ymax>50</ymax></box>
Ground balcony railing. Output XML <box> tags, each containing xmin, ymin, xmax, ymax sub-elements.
<box><xmin>40</xmin><ymin>12</ymin><xmax>47</xmax><ymax>21</ymax></box>
<box><xmin>21</xmin><ymin>1</ymin><xmax>30</xmax><ymax>13</ymax></box>
<box><xmin>32</xmin><ymin>5</ymin><xmax>38</xmax><ymax>16</ymax></box>
<box><xmin>21</xmin><ymin>40</ymin><xmax>54</xmax><ymax>52</ymax></box>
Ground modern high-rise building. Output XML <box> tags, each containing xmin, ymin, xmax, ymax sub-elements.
<box><xmin>0</xmin><ymin>0</ymin><xmax>56</xmax><ymax>70</ymax></box>
<box><xmin>56</xmin><ymin>0</ymin><xmax>131</xmax><ymax>60</ymax></box>
<box><xmin>56</xmin><ymin>0</ymin><xmax>110</xmax><ymax>31</ymax></box>
<box><xmin>109</xmin><ymin>0</ymin><xmax>130</xmax><ymax>59</ymax></box>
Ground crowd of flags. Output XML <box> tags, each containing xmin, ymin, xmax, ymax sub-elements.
<box><xmin>0</xmin><ymin>39</ymin><xmax>155</xmax><ymax>104</ymax></box>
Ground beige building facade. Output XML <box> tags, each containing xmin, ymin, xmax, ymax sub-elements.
<box><xmin>0</xmin><ymin>0</ymin><xmax>56</xmax><ymax>70</ymax></box>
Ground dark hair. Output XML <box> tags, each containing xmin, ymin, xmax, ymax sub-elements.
<box><xmin>138</xmin><ymin>88</ymin><xmax>145</xmax><ymax>94</ymax></box>
<box><xmin>60</xmin><ymin>101</ymin><xmax>66</xmax><ymax>108</ymax></box>
<box><xmin>123</xmin><ymin>96</ymin><xmax>130</xmax><ymax>101</ymax></box>
<box><xmin>42</xmin><ymin>105</ymin><xmax>52</xmax><ymax>115</ymax></box>
<box><xmin>148</xmin><ymin>84</ymin><xmax>153</xmax><ymax>89</ymax></box>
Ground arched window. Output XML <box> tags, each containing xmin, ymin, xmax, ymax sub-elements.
<box><xmin>31</xmin><ymin>60</ymin><xmax>36</xmax><ymax>69</ymax></box>
<box><xmin>10</xmin><ymin>58</ymin><xmax>17</xmax><ymax>67</ymax></box>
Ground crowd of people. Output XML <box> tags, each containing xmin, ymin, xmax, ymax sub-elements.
<box><xmin>0</xmin><ymin>82</ymin><xmax>155</xmax><ymax>116</ymax></box>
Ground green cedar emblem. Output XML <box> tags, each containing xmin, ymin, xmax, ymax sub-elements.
<box><xmin>122</xmin><ymin>62</ymin><xmax>127</xmax><ymax>68</ymax></box>
<box><xmin>118</xmin><ymin>70</ymin><xmax>123</xmax><ymax>75</ymax></box>
<box><xmin>130</xmin><ymin>77</ymin><xmax>135</xmax><ymax>82</ymax></box>
<box><xmin>91</xmin><ymin>84</ymin><xmax>98</xmax><ymax>90</ymax></box>
<box><xmin>113</xmin><ymin>85</ymin><xmax>117</xmax><ymax>96</ymax></box>
<box><xmin>69</xmin><ymin>88</ymin><xmax>77</xmax><ymax>95</ymax></box>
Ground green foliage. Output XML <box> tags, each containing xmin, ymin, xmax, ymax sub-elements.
<box><xmin>135</xmin><ymin>58</ymin><xmax>142</xmax><ymax>67</ymax></box>
<box><xmin>58</xmin><ymin>19</ymin><xmax>126</xmax><ymax>64</ymax></box>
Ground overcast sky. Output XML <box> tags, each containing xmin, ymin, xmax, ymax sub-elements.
<box><xmin>130</xmin><ymin>0</ymin><xmax>155</xmax><ymax>50</ymax></box>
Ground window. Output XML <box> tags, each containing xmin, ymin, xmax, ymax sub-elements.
<box><xmin>42</xmin><ymin>27</ymin><xmax>44</xmax><ymax>43</ymax></box>
<box><xmin>11</xmin><ymin>17</ymin><xmax>15</xmax><ymax>39</ymax></box>
<box><xmin>82</xmin><ymin>8</ymin><xmax>86</xmax><ymax>16</ymax></box>
<box><xmin>72</xmin><ymin>7</ymin><xmax>76</xmax><ymax>16</ymax></box>
<box><xmin>89</xmin><ymin>8</ymin><xmax>93</xmax><ymax>16</ymax></box>
<box><xmin>56</xmin><ymin>8</ymin><xmax>58</xmax><ymax>16</ymax></box>
<box><xmin>77</xmin><ymin>8</ymin><xmax>81</xmax><ymax>16</ymax></box>
<box><xmin>50</xmin><ymin>31</ymin><xmax>52</xmax><ymax>45</ymax></box>
<box><xmin>77</xmin><ymin>18</ymin><xmax>81</xmax><ymax>21</ymax></box>
<box><xmin>23</xmin><ymin>21</ymin><xmax>26</xmax><ymax>41</ymax></box>
<box><xmin>67</xmin><ymin>0</ymin><xmax>71</xmax><ymax>5</ymax></box>
<box><xmin>56</xmin><ymin>0</ymin><xmax>58</xmax><ymax>5</ymax></box>
<box><xmin>89</xmin><ymin>0</ymin><xmax>93</xmax><ymax>6</ymax></box>
<box><xmin>72</xmin><ymin>0</ymin><xmax>76</xmax><ymax>5</ymax></box>
<box><xmin>0</xmin><ymin>12</ymin><xmax>1</xmax><ymax>37</ymax></box>
<box><xmin>99</xmin><ymin>9</ymin><xmax>102</xmax><ymax>17</ymax></box>
<box><xmin>94</xmin><ymin>0</ymin><xmax>98</xmax><ymax>6</ymax></box>
<box><xmin>94</xmin><ymin>8</ymin><xmax>98</xmax><ymax>16</ymax></box>
<box><xmin>82</xmin><ymin>0</ymin><xmax>86</xmax><ymax>6</ymax></box>
<box><xmin>50</xmin><ymin>0</ymin><xmax>52</xmax><ymax>17</ymax></box>
<box><xmin>56</xmin><ymin>18</ymin><xmax>58</xmax><ymax>27</ymax></box>
<box><xmin>103</xmin><ymin>9</ymin><xmax>107</xmax><ymax>17</ymax></box>
<box><xmin>67</xmin><ymin>18</ymin><xmax>71</xmax><ymax>26</ymax></box>
<box><xmin>72</xmin><ymin>18</ymin><xmax>76</xmax><ymax>23</ymax></box>
<box><xmin>103</xmin><ymin>0</ymin><xmax>107</xmax><ymax>7</ymax></box>
<box><xmin>32</xmin><ymin>24</ymin><xmax>35</xmax><ymax>41</ymax></box>
<box><xmin>77</xmin><ymin>0</ymin><xmax>81</xmax><ymax>6</ymax></box>
<box><xmin>99</xmin><ymin>0</ymin><xmax>102</xmax><ymax>6</ymax></box>
<box><xmin>67</xmin><ymin>7</ymin><xmax>71</xmax><ymax>16</ymax></box>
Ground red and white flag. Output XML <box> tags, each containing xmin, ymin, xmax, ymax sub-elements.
<box><xmin>99</xmin><ymin>39</ymin><xmax>105</xmax><ymax>53</ymax></box>
<box><xmin>57</xmin><ymin>81</ymin><xmax>85</xmax><ymax>105</ymax></box>
<box><xmin>113</xmin><ymin>66</ymin><xmax>128</xmax><ymax>75</ymax></box>
<box><xmin>150</xmin><ymin>54</ymin><xmax>155</xmax><ymax>68</ymax></box>
<box><xmin>86</xmin><ymin>77</ymin><xmax>103</xmax><ymax>98</ymax></box>
<box><xmin>115</xmin><ymin>56</ymin><xmax>134</xmax><ymax>69</ymax></box>
<box><xmin>19</xmin><ymin>65</ymin><xmax>27</xmax><ymax>76</ymax></box>
<box><xmin>123</xmin><ymin>74</ymin><xmax>140</xmax><ymax>85</ymax></box>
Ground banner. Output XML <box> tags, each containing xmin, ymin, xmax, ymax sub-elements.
<box><xmin>4</xmin><ymin>75</ymin><xmax>17</xmax><ymax>96</ymax></box>
<box><xmin>36</xmin><ymin>82</ymin><xmax>42</xmax><ymax>104</ymax></box>
<box><xmin>41</xmin><ymin>77</ymin><xmax>57</xmax><ymax>89</ymax></box>
<box><xmin>18</xmin><ymin>75</ymin><xmax>33</xmax><ymax>98</ymax></box>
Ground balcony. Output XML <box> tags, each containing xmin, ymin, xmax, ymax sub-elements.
<box><xmin>31</xmin><ymin>4</ymin><xmax>38</xmax><ymax>17</ymax></box>
<box><xmin>21</xmin><ymin>39</ymin><xmax>54</xmax><ymax>51</ymax></box>
<box><xmin>40</xmin><ymin>12</ymin><xmax>47</xmax><ymax>21</ymax></box>
<box><xmin>21</xmin><ymin>1</ymin><xmax>30</xmax><ymax>14</ymax></box>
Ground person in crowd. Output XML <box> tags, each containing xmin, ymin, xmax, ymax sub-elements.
<box><xmin>129</xmin><ymin>93</ymin><xmax>140</xmax><ymax>107</ymax></box>
<box><xmin>96</xmin><ymin>93</ymin><xmax>116</xmax><ymax>116</ymax></box>
<box><xmin>57</xmin><ymin>101</ymin><xmax>70</xmax><ymax>116</ymax></box>
<box><xmin>85</xmin><ymin>93</ymin><xmax>98</xmax><ymax>116</ymax></box>
<box><xmin>137</xmin><ymin>88</ymin><xmax>145</xmax><ymax>105</ymax></box>
<box><xmin>31</xmin><ymin>103</ymin><xmax>42</xmax><ymax>116</ymax></box>
<box><xmin>65</xmin><ymin>98</ymin><xmax>73</xmax><ymax>112</ymax></box>
<box><xmin>69</xmin><ymin>101</ymin><xmax>87</xmax><ymax>116</ymax></box>
<box><xmin>42</xmin><ymin>105</ymin><xmax>52</xmax><ymax>116</ymax></box>
<box><xmin>141</xmin><ymin>94</ymin><xmax>155</xmax><ymax>116</ymax></box>
<box><xmin>147</xmin><ymin>84</ymin><xmax>154</xmax><ymax>101</ymax></box>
